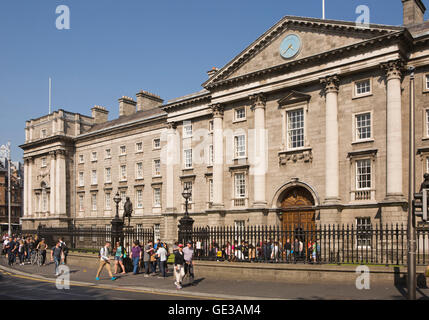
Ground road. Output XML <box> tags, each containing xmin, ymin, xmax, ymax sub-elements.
<box><xmin>0</xmin><ymin>271</ymin><xmax>199</xmax><ymax>300</ymax></box>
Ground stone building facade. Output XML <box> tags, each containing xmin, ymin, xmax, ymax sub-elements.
<box><xmin>0</xmin><ymin>161</ymin><xmax>23</xmax><ymax>232</ymax></box>
<box><xmin>20</xmin><ymin>0</ymin><xmax>429</xmax><ymax>244</ymax></box>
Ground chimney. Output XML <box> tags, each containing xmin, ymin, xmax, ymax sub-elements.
<box><xmin>136</xmin><ymin>90</ymin><xmax>164</xmax><ymax>112</ymax></box>
<box><xmin>91</xmin><ymin>105</ymin><xmax>109</xmax><ymax>124</ymax></box>
<box><xmin>402</xmin><ymin>0</ymin><xmax>426</xmax><ymax>26</ymax></box>
<box><xmin>207</xmin><ymin>67</ymin><xmax>219</xmax><ymax>79</ymax></box>
<box><xmin>118</xmin><ymin>96</ymin><xmax>137</xmax><ymax>117</ymax></box>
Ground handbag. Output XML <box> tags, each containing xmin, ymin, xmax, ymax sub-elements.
<box><xmin>150</xmin><ymin>254</ymin><xmax>156</xmax><ymax>262</ymax></box>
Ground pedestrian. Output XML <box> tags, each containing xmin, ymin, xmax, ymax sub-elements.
<box><xmin>156</xmin><ymin>243</ymin><xmax>168</xmax><ymax>278</ymax></box>
<box><xmin>174</xmin><ymin>244</ymin><xmax>185</xmax><ymax>290</ymax></box>
<box><xmin>59</xmin><ymin>237</ymin><xmax>69</xmax><ymax>265</ymax></box>
<box><xmin>2</xmin><ymin>236</ymin><xmax>10</xmax><ymax>259</ymax></box>
<box><xmin>130</xmin><ymin>241</ymin><xmax>142</xmax><ymax>275</ymax></box>
<box><xmin>153</xmin><ymin>239</ymin><xmax>162</xmax><ymax>274</ymax></box>
<box><xmin>36</xmin><ymin>239</ymin><xmax>48</xmax><ymax>265</ymax></box>
<box><xmin>95</xmin><ymin>242</ymin><xmax>117</xmax><ymax>281</ymax></box>
<box><xmin>18</xmin><ymin>240</ymin><xmax>26</xmax><ymax>265</ymax></box>
<box><xmin>6</xmin><ymin>237</ymin><xmax>17</xmax><ymax>266</ymax></box>
<box><xmin>293</xmin><ymin>238</ymin><xmax>300</xmax><ymax>263</ymax></box>
<box><xmin>51</xmin><ymin>241</ymin><xmax>63</xmax><ymax>276</ymax></box>
<box><xmin>285</xmin><ymin>238</ymin><xmax>292</xmax><ymax>262</ymax></box>
<box><xmin>183</xmin><ymin>241</ymin><xmax>194</xmax><ymax>282</ymax></box>
<box><xmin>143</xmin><ymin>240</ymin><xmax>153</xmax><ymax>277</ymax></box>
<box><xmin>113</xmin><ymin>241</ymin><xmax>126</xmax><ymax>274</ymax></box>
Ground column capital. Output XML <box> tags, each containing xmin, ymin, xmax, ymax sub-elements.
<box><xmin>320</xmin><ymin>75</ymin><xmax>340</xmax><ymax>94</ymax></box>
<box><xmin>49</xmin><ymin>151</ymin><xmax>57</xmax><ymax>158</ymax></box>
<box><xmin>211</xmin><ymin>104</ymin><xmax>224</xmax><ymax>118</ymax></box>
<box><xmin>166</xmin><ymin>121</ymin><xmax>177</xmax><ymax>130</ymax></box>
<box><xmin>24</xmin><ymin>156</ymin><xmax>33</xmax><ymax>164</ymax></box>
<box><xmin>56</xmin><ymin>149</ymin><xmax>66</xmax><ymax>157</ymax></box>
<box><xmin>381</xmin><ymin>59</ymin><xmax>405</xmax><ymax>81</ymax></box>
<box><xmin>250</xmin><ymin>93</ymin><xmax>266</xmax><ymax>110</ymax></box>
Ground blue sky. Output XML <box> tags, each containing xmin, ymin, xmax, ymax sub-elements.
<box><xmin>0</xmin><ymin>0</ymin><xmax>426</xmax><ymax>160</ymax></box>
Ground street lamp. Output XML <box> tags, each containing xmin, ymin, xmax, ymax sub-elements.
<box><xmin>113</xmin><ymin>192</ymin><xmax>122</xmax><ymax>219</ymax></box>
<box><xmin>0</xmin><ymin>142</ymin><xmax>11</xmax><ymax>236</ymax></box>
<box><xmin>182</xmin><ymin>187</ymin><xmax>192</xmax><ymax>217</ymax></box>
<box><xmin>111</xmin><ymin>192</ymin><xmax>124</xmax><ymax>246</ymax></box>
<box><xmin>179</xmin><ymin>187</ymin><xmax>194</xmax><ymax>244</ymax></box>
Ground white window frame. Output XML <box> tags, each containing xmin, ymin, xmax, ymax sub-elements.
<box><xmin>209</xmin><ymin>120</ymin><xmax>214</xmax><ymax>133</ymax></box>
<box><xmin>91</xmin><ymin>194</ymin><xmax>97</xmax><ymax>211</ymax></box>
<box><xmin>40</xmin><ymin>129</ymin><xmax>47</xmax><ymax>139</ymax></box>
<box><xmin>183</xmin><ymin>181</ymin><xmax>193</xmax><ymax>203</ymax></box>
<box><xmin>183</xmin><ymin>149</ymin><xmax>193</xmax><ymax>169</ymax></box>
<box><xmin>153</xmin><ymin>138</ymin><xmax>161</xmax><ymax>150</ymax></box>
<box><xmin>426</xmin><ymin>157</ymin><xmax>429</xmax><ymax>173</ymax></box>
<box><xmin>424</xmin><ymin>74</ymin><xmax>429</xmax><ymax>93</ymax></box>
<box><xmin>78</xmin><ymin>172</ymin><xmax>84</xmax><ymax>187</ymax></box>
<box><xmin>105</xmin><ymin>192</ymin><xmax>111</xmax><ymax>210</ymax></box>
<box><xmin>234</xmin><ymin>172</ymin><xmax>247</xmax><ymax>199</ymax></box>
<box><xmin>41</xmin><ymin>157</ymin><xmax>47</xmax><ymax>168</ymax></box>
<box><xmin>136</xmin><ymin>142</ymin><xmax>143</xmax><ymax>153</ymax></box>
<box><xmin>120</xmin><ymin>145</ymin><xmax>126</xmax><ymax>155</ymax></box>
<box><xmin>136</xmin><ymin>162</ymin><xmax>144</xmax><ymax>179</ymax></box>
<box><xmin>209</xmin><ymin>178</ymin><xmax>213</xmax><ymax>203</ymax></box>
<box><xmin>91</xmin><ymin>170</ymin><xmax>97</xmax><ymax>185</ymax></box>
<box><xmin>79</xmin><ymin>154</ymin><xmax>84</xmax><ymax>164</ymax></box>
<box><xmin>120</xmin><ymin>165</ymin><xmax>127</xmax><ymax>181</ymax></box>
<box><xmin>234</xmin><ymin>134</ymin><xmax>246</xmax><ymax>159</ymax></box>
<box><xmin>91</xmin><ymin>152</ymin><xmax>97</xmax><ymax>162</ymax></box>
<box><xmin>208</xmin><ymin>144</ymin><xmax>214</xmax><ymax>166</ymax></box>
<box><xmin>78</xmin><ymin>194</ymin><xmax>84</xmax><ymax>212</ymax></box>
<box><xmin>425</xmin><ymin>108</ymin><xmax>429</xmax><ymax>138</ymax></box>
<box><xmin>183</xmin><ymin>123</ymin><xmax>193</xmax><ymax>139</ymax></box>
<box><xmin>353</xmin><ymin>78</ymin><xmax>372</xmax><ymax>98</ymax></box>
<box><xmin>355</xmin><ymin>159</ymin><xmax>372</xmax><ymax>191</ymax></box>
<box><xmin>233</xmin><ymin>107</ymin><xmax>246</xmax><ymax>122</ymax></box>
<box><xmin>153</xmin><ymin>187</ymin><xmax>161</xmax><ymax>207</ymax></box>
<box><xmin>41</xmin><ymin>188</ymin><xmax>48</xmax><ymax>212</ymax></box>
<box><xmin>153</xmin><ymin>159</ymin><xmax>161</xmax><ymax>176</ymax></box>
<box><xmin>136</xmin><ymin>189</ymin><xmax>143</xmax><ymax>209</ymax></box>
<box><xmin>154</xmin><ymin>224</ymin><xmax>161</xmax><ymax>242</ymax></box>
<box><xmin>286</xmin><ymin>107</ymin><xmax>305</xmax><ymax>150</ymax></box>
<box><xmin>105</xmin><ymin>148</ymin><xmax>111</xmax><ymax>159</ymax></box>
<box><xmin>353</xmin><ymin>111</ymin><xmax>373</xmax><ymax>143</ymax></box>
<box><xmin>120</xmin><ymin>191</ymin><xmax>126</xmax><ymax>208</ymax></box>
<box><xmin>105</xmin><ymin>167</ymin><xmax>111</xmax><ymax>184</ymax></box>
<box><xmin>356</xmin><ymin>217</ymin><xmax>372</xmax><ymax>248</ymax></box>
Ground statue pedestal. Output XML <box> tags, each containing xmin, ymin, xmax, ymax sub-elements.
<box><xmin>111</xmin><ymin>216</ymin><xmax>124</xmax><ymax>245</ymax></box>
<box><xmin>178</xmin><ymin>215</ymin><xmax>194</xmax><ymax>244</ymax></box>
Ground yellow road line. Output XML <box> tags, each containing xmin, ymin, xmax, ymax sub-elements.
<box><xmin>5</xmin><ymin>271</ymin><xmax>221</xmax><ymax>300</ymax></box>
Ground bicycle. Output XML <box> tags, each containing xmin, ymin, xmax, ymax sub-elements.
<box><xmin>31</xmin><ymin>250</ymin><xmax>44</xmax><ymax>266</ymax></box>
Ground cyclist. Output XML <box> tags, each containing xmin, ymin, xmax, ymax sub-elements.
<box><xmin>183</xmin><ymin>241</ymin><xmax>194</xmax><ymax>283</ymax></box>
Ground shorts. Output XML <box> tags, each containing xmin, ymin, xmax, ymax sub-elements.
<box><xmin>114</xmin><ymin>256</ymin><xmax>123</xmax><ymax>262</ymax></box>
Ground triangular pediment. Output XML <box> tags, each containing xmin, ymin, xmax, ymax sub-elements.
<box><xmin>278</xmin><ymin>91</ymin><xmax>311</xmax><ymax>107</ymax></box>
<box><xmin>203</xmin><ymin>16</ymin><xmax>403</xmax><ymax>87</ymax></box>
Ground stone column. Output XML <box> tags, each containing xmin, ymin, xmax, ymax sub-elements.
<box><xmin>321</xmin><ymin>75</ymin><xmax>340</xmax><ymax>203</ymax></box>
<box><xmin>382</xmin><ymin>60</ymin><xmax>404</xmax><ymax>199</ymax></box>
<box><xmin>211</xmin><ymin>104</ymin><xmax>224</xmax><ymax>208</ymax></box>
<box><xmin>56</xmin><ymin>150</ymin><xmax>66</xmax><ymax>216</ymax></box>
<box><xmin>23</xmin><ymin>158</ymin><xmax>28</xmax><ymax>217</ymax></box>
<box><xmin>166</xmin><ymin>122</ymin><xmax>178</xmax><ymax>212</ymax></box>
<box><xmin>49</xmin><ymin>151</ymin><xmax>56</xmax><ymax>215</ymax></box>
<box><xmin>250</xmin><ymin>93</ymin><xmax>267</xmax><ymax>207</ymax></box>
<box><xmin>27</xmin><ymin>157</ymin><xmax>33</xmax><ymax>217</ymax></box>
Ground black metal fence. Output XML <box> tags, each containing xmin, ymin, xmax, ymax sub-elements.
<box><xmin>190</xmin><ymin>224</ymin><xmax>429</xmax><ymax>266</ymax></box>
<box><xmin>21</xmin><ymin>226</ymin><xmax>154</xmax><ymax>253</ymax></box>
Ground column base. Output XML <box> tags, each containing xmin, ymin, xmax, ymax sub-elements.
<box><xmin>165</xmin><ymin>207</ymin><xmax>177</xmax><ymax>213</ymax></box>
<box><xmin>211</xmin><ymin>203</ymin><xmax>224</xmax><ymax>210</ymax></box>
<box><xmin>252</xmin><ymin>201</ymin><xmax>267</xmax><ymax>208</ymax></box>
<box><xmin>323</xmin><ymin>197</ymin><xmax>341</xmax><ymax>205</ymax></box>
<box><xmin>384</xmin><ymin>193</ymin><xmax>406</xmax><ymax>202</ymax></box>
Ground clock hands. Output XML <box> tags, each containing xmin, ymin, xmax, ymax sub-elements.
<box><xmin>281</xmin><ymin>44</ymin><xmax>294</xmax><ymax>56</ymax></box>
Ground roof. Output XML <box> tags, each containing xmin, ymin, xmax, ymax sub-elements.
<box><xmin>83</xmin><ymin>107</ymin><xmax>166</xmax><ymax>134</ymax></box>
<box><xmin>167</xmin><ymin>89</ymin><xmax>210</xmax><ymax>104</ymax></box>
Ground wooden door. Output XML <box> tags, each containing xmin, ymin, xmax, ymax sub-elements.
<box><xmin>280</xmin><ymin>187</ymin><xmax>316</xmax><ymax>233</ymax></box>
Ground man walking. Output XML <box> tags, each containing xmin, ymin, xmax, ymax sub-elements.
<box><xmin>96</xmin><ymin>242</ymin><xmax>117</xmax><ymax>281</ymax></box>
<box><xmin>131</xmin><ymin>241</ymin><xmax>142</xmax><ymax>275</ymax></box>
<box><xmin>183</xmin><ymin>241</ymin><xmax>194</xmax><ymax>283</ymax></box>
<box><xmin>174</xmin><ymin>244</ymin><xmax>185</xmax><ymax>290</ymax></box>
<box><xmin>143</xmin><ymin>240</ymin><xmax>153</xmax><ymax>277</ymax></box>
<box><xmin>156</xmin><ymin>243</ymin><xmax>168</xmax><ymax>278</ymax></box>
<box><xmin>51</xmin><ymin>241</ymin><xmax>63</xmax><ymax>276</ymax></box>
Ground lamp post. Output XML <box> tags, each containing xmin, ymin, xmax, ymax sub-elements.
<box><xmin>178</xmin><ymin>187</ymin><xmax>194</xmax><ymax>244</ymax></box>
<box><xmin>111</xmin><ymin>192</ymin><xmax>124</xmax><ymax>246</ymax></box>
<box><xmin>0</xmin><ymin>142</ymin><xmax>11</xmax><ymax>236</ymax></box>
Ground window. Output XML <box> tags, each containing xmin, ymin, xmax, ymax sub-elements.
<box><xmin>120</xmin><ymin>191</ymin><xmax>126</xmax><ymax>207</ymax></box>
<box><xmin>91</xmin><ymin>152</ymin><xmax>97</xmax><ymax>162</ymax></box>
<box><xmin>105</xmin><ymin>225</ymin><xmax>111</xmax><ymax>242</ymax></box>
<box><xmin>120</xmin><ymin>165</ymin><xmax>127</xmax><ymax>181</ymax></box>
<box><xmin>91</xmin><ymin>194</ymin><xmax>97</xmax><ymax>211</ymax></box>
<box><xmin>78</xmin><ymin>172</ymin><xmax>84</xmax><ymax>187</ymax></box>
<box><xmin>208</xmin><ymin>144</ymin><xmax>214</xmax><ymax>166</ymax></box>
<box><xmin>426</xmin><ymin>109</ymin><xmax>429</xmax><ymax>137</ymax></box>
<box><xmin>41</xmin><ymin>157</ymin><xmax>47</xmax><ymax>168</ymax></box>
<box><xmin>355</xmin><ymin>79</ymin><xmax>371</xmax><ymax>96</ymax></box>
<box><xmin>234</xmin><ymin>107</ymin><xmax>246</xmax><ymax>121</ymax></box>
<box><xmin>355</xmin><ymin>113</ymin><xmax>371</xmax><ymax>141</ymax></box>
<box><xmin>154</xmin><ymin>224</ymin><xmax>161</xmax><ymax>242</ymax></box>
<box><xmin>184</xmin><ymin>149</ymin><xmax>193</xmax><ymax>169</ymax></box>
<box><xmin>136</xmin><ymin>142</ymin><xmax>143</xmax><ymax>153</ymax></box>
<box><xmin>356</xmin><ymin>217</ymin><xmax>371</xmax><ymax>247</ymax></box>
<box><xmin>356</xmin><ymin>159</ymin><xmax>371</xmax><ymax>190</ymax></box>
<box><xmin>41</xmin><ymin>188</ymin><xmax>48</xmax><ymax>212</ymax></box>
<box><xmin>105</xmin><ymin>149</ymin><xmax>111</xmax><ymax>159</ymax></box>
<box><xmin>183</xmin><ymin>123</ymin><xmax>193</xmax><ymax>138</ymax></box>
<box><xmin>209</xmin><ymin>179</ymin><xmax>213</xmax><ymax>203</ymax></box>
<box><xmin>234</xmin><ymin>173</ymin><xmax>246</xmax><ymax>199</ymax></box>
<box><xmin>136</xmin><ymin>190</ymin><xmax>143</xmax><ymax>208</ymax></box>
<box><xmin>79</xmin><ymin>154</ymin><xmax>84</xmax><ymax>164</ymax></box>
<box><xmin>91</xmin><ymin>170</ymin><xmax>97</xmax><ymax>185</ymax></box>
<box><xmin>153</xmin><ymin>159</ymin><xmax>161</xmax><ymax>176</ymax></box>
<box><xmin>136</xmin><ymin>162</ymin><xmax>143</xmax><ymax>179</ymax></box>
<box><xmin>78</xmin><ymin>194</ymin><xmax>84</xmax><ymax>212</ymax></box>
<box><xmin>153</xmin><ymin>188</ymin><xmax>161</xmax><ymax>207</ymax></box>
<box><xmin>184</xmin><ymin>181</ymin><xmax>193</xmax><ymax>202</ymax></box>
<box><xmin>105</xmin><ymin>192</ymin><xmax>111</xmax><ymax>210</ymax></box>
<box><xmin>105</xmin><ymin>167</ymin><xmax>111</xmax><ymax>183</ymax></box>
<box><xmin>427</xmin><ymin>157</ymin><xmax>429</xmax><ymax>173</ymax></box>
<box><xmin>153</xmin><ymin>138</ymin><xmax>161</xmax><ymax>149</ymax></box>
<box><xmin>234</xmin><ymin>135</ymin><xmax>246</xmax><ymax>158</ymax></box>
<box><xmin>40</xmin><ymin>129</ymin><xmax>47</xmax><ymax>139</ymax></box>
<box><xmin>120</xmin><ymin>145</ymin><xmax>126</xmax><ymax>155</ymax></box>
<box><xmin>425</xmin><ymin>74</ymin><xmax>429</xmax><ymax>91</ymax></box>
<box><xmin>209</xmin><ymin>120</ymin><xmax>214</xmax><ymax>132</ymax></box>
<box><xmin>287</xmin><ymin>108</ymin><xmax>304</xmax><ymax>149</ymax></box>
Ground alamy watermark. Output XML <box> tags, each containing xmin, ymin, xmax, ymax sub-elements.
<box><xmin>56</xmin><ymin>265</ymin><xmax>70</xmax><ymax>290</ymax></box>
<box><xmin>355</xmin><ymin>265</ymin><xmax>370</xmax><ymax>290</ymax></box>
<box><xmin>56</xmin><ymin>5</ymin><xmax>70</xmax><ymax>30</ymax></box>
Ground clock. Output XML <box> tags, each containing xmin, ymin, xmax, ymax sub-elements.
<box><xmin>280</xmin><ymin>34</ymin><xmax>301</xmax><ymax>59</ymax></box>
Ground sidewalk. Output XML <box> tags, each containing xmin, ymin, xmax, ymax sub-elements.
<box><xmin>0</xmin><ymin>257</ymin><xmax>428</xmax><ymax>300</ymax></box>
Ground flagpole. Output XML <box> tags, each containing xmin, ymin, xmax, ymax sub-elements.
<box><xmin>323</xmin><ymin>0</ymin><xmax>326</xmax><ymax>19</ymax></box>
<box><xmin>49</xmin><ymin>77</ymin><xmax>52</xmax><ymax>114</ymax></box>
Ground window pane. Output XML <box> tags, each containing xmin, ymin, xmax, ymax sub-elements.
<box><xmin>356</xmin><ymin>113</ymin><xmax>371</xmax><ymax>140</ymax></box>
<box><xmin>356</xmin><ymin>159</ymin><xmax>371</xmax><ymax>190</ymax></box>
<box><xmin>234</xmin><ymin>135</ymin><xmax>246</xmax><ymax>158</ymax></box>
<box><xmin>287</xmin><ymin>109</ymin><xmax>304</xmax><ymax>149</ymax></box>
<box><xmin>235</xmin><ymin>173</ymin><xmax>246</xmax><ymax>198</ymax></box>
<box><xmin>356</xmin><ymin>79</ymin><xmax>371</xmax><ymax>95</ymax></box>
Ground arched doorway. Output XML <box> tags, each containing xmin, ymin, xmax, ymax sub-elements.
<box><xmin>280</xmin><ymin>186</ymin><xmax>316</xmax><ymax>233</ymax></box>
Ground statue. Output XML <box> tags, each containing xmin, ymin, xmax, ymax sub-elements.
<box><xmin>420</xmin><ymin>173</ymin><xmax>429</xmax><ymax>192</ymax></box>
<box><xmin>123</xmin><ymin>197</ymin><xmax>133</xmax><ymax>226</ymax></box>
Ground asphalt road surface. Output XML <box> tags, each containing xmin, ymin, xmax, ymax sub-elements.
<box><xmin>0</xmin><ymin>271</ymin><xmax>200</xmax><ymax>300</ymax></box>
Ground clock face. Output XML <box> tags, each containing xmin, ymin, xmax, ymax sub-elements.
<box><xmin>280</xmin><ymin>34</ymin><xmax>301</xmax><ymax>59</ymax></box>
